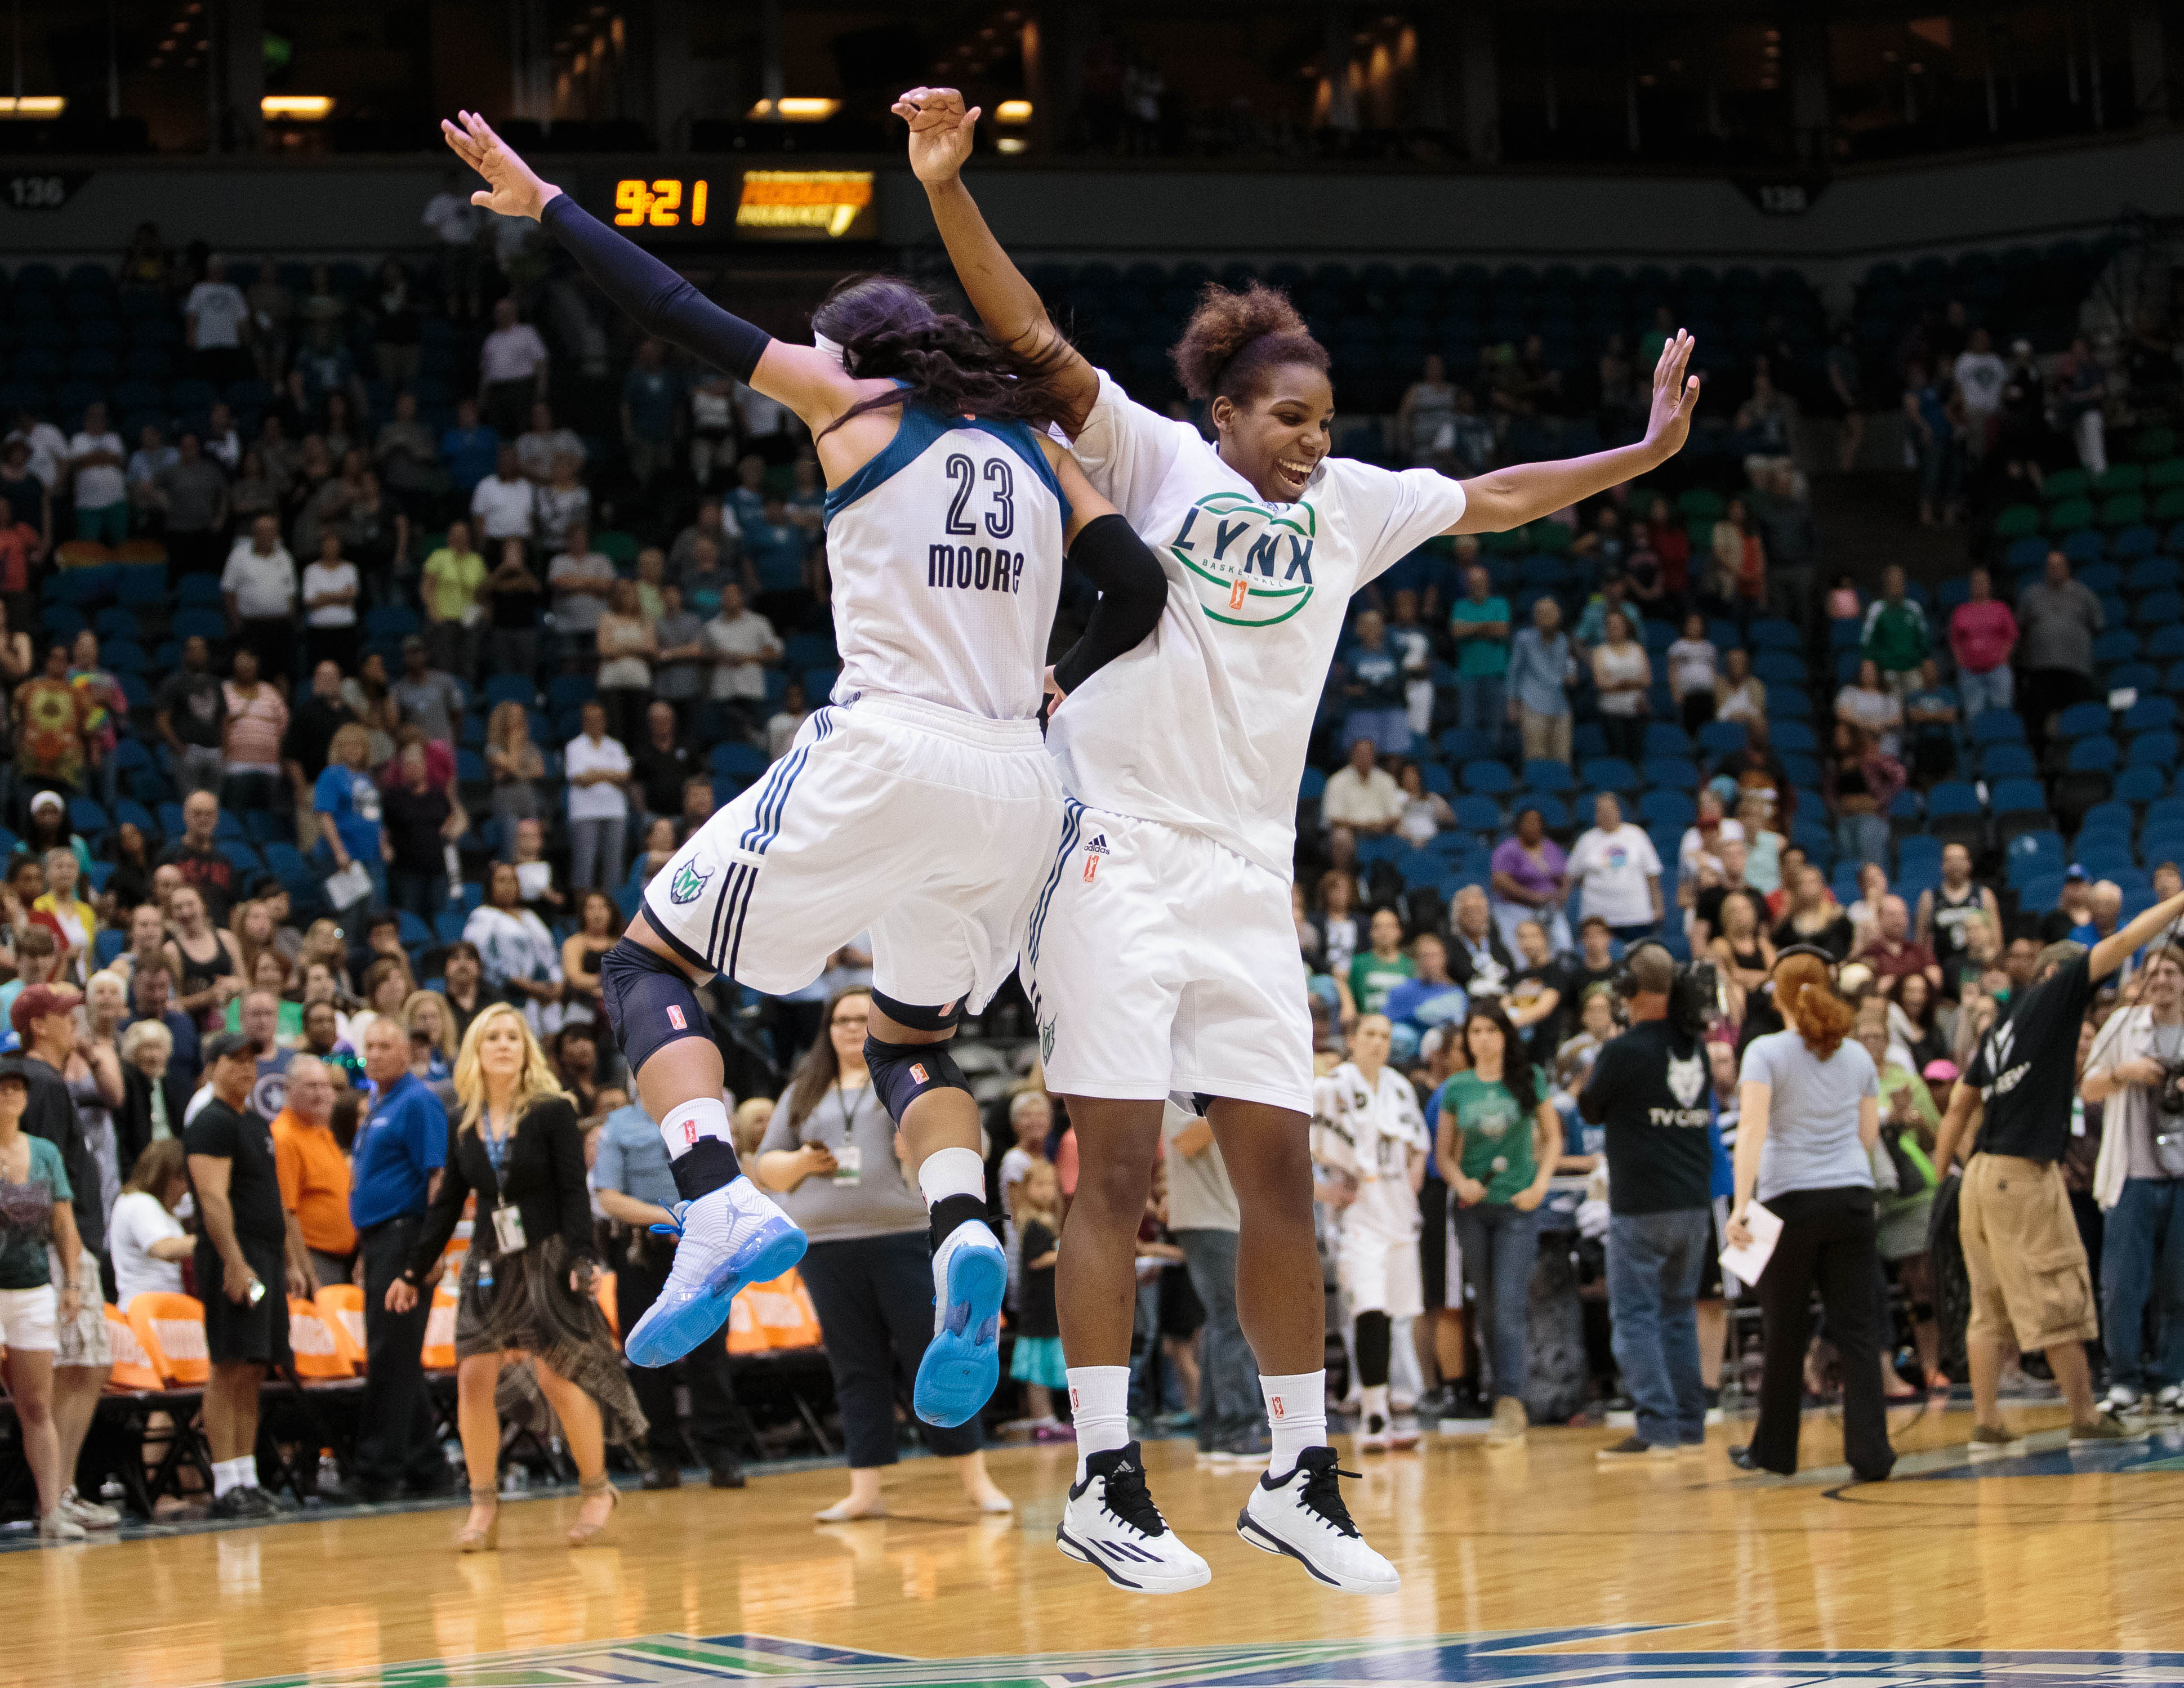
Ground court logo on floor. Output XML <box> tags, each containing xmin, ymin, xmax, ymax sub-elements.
<box><xmin>204</xmin><ymin>1626</ymin><xmax>2184</xmax><ymax>1688</ymax></box>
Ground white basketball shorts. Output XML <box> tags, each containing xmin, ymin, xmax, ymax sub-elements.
<box><xmin>1020</xmin><ymin>804</ymin><xmax>1314</xmax><ymax>1114</ymax></box>
<box><xmin>643</xmin><ymin>694</ymin><xmax>1062</xmax><ymax>1010</ymax></box>
<box><xmin>1337</xmin><ymin>1224</ymin><xmax>1425</xmax><ymax>1321</ymax></box>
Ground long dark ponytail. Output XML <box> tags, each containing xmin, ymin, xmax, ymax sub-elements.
<box><xmin>813</xmin><ymin>275</ymin><xmax>1080</xmax><ymax>439</ymax></box>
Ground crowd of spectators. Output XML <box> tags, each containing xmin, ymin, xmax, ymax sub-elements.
<box><xmin>1</xmin><ymin>217</ymin><xmax>2181</xmax><ymax>1529</ymax></box>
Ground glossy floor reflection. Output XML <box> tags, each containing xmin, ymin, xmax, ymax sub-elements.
<box><xmin>15</xmin><ymin>1404</ymin><xmax>2184</xmax><ymax>1688</ymax></box>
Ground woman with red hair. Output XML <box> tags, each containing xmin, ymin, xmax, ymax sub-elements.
<box><xmin>1728</xmin><ymin>952</ymin><xmax>1893</xmax><ymax>1480</ymax></box>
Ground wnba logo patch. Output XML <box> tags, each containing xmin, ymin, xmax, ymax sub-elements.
<box><xmin>1270</xmin><ymin>1395</ymin><xmax>1286</xmax><ymax>1419</ymax></box>
<box><xmin>911</xmin><ymin>1064</ymin><xmax>929</xmax><ymax>1084</ymax></box>
<box><xmin>667</xmin><ymin>1006</ymin><xmax>686</xmax><ymax>1030</ymax></box>
<box><xmin>1082</xmin><ymin>832</ymin><xmax>1108</xmax><ymax>883</ymax></box>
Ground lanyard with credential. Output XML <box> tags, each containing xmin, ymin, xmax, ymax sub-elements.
<box><xmin>480</xmin><ymin>1106</ymin><xmax>528</xmax><ymax>1252</ymax></box>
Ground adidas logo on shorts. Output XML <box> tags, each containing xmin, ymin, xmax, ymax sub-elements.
<box><xmin>1082</xmin><ymin>833</ymin><xmax>1109</xmax><ymax>883</ymax></box>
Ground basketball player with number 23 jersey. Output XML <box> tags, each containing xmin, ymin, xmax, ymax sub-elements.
<box><xmin>440</xmin><ymin>110</ymin><xmax>1168</xmax><ymax>1444</ymax></box>
<box><xmin>902</xmin><ymin>84</ymin><xmax>1702</xmax><ymax>1594</ymax></box>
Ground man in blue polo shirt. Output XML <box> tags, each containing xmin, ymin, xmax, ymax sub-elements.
<box><xmin>340</xmin><ymin>1015</ymin><xmax>451</xmax><ymax>1502</ymax></box>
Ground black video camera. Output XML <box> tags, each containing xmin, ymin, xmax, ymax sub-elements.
<box><xmin>1614</xmin><ymin>940</ymin><xmax>1723</xmax><ymax>1043</ymax></box>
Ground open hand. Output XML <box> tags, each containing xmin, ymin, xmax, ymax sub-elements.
<box><xmin>891</xmin><ymin>87</ymin><xmax>980</xmax><ymax>184</ymax></box>
<box><xmin>1643</xmin><ymin>328</ymin><xmax>1701</xmax><ymax>463</ymax></box>
<box><xmin>440</xmin><ymin>109</ymin><xmax>560</xmax><ymax>222</ymax></box>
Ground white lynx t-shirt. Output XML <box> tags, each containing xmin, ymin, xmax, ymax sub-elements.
<box><xmin>1050</xmin><ymin>368</ymin><xmax>1467</xmax><ymax>877</ymax></box>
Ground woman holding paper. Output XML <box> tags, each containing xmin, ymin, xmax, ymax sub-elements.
<box><xmin>1726</xmin><ymin>952</ymin><xmax>1893</xmax><ymax>1481</ymax></box>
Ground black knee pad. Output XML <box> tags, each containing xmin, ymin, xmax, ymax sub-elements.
<box><xmin>870</xmin><ymin>989</ymin><xmax>965</xmax><ymax>1033</ymax></box>
<box><xmin>864</xmin><ymin>1033</ymin><xmax>971</xmax><ymax>1125</ymax></box>
<box><xmin>600</xmin><ymin>936</ymin><xmax>714</xmax><ymax>1076</ymax></box>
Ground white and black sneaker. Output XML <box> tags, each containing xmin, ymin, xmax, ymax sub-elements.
<box><xmin>1056</xmin><ymin>1442</ymin><xmax>1210</xmax><ymax>1594</ymax></box>
<box><xmin>1237</xmin><ymin>1446</ymin><xmax>1399</xmax><ymax>1595</ymax></box>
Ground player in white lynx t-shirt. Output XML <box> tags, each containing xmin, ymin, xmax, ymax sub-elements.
<box><xmin>442</xmin><ymin>110</ymin><xmax>1166</xmax><ymax>1437</ymax></box>
<box><xmin>901</xmin><ymin>86</ymin><xmax>1701</xmax><ymax>1595</ymax></box>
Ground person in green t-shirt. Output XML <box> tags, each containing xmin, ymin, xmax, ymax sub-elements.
<box><xmin>1432</xmin><ymin>1002</ymin><xmax>1559</xmax><ymax>1445</ymax></box>
<box><xmin>1347</xmin><ymin>907</ymin><xmax>1416</xmax><ymax>1016</ymax></box>
<box><xmin>1449</xmin><ymin>563</ymin><xmax>1512</xmax><ymax>739</ymax></box>
<box><xmin>421</xmin><ymin>516</ymin><xmax>489</xmax><ymax>683</ymax></box>
<box><xmin>0</xmin><ymin>1056</ymin><xmax>88</xmax><ymax>1540</ymax></box>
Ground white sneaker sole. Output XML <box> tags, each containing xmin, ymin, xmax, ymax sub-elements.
<box><xmin>1054</xmin><ymin>1522</ymin><xmax>1211</xmax><ymax>1593</ymax></box>
<box><xmin>1234</xmin><ymin>1506</ymin><xmax>1399</xmax><ymax>1595</ymax></box>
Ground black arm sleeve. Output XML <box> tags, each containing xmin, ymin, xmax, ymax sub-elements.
<box><xmin>539</xmin><ymin>194</ymin><xmax>772</xmax><ymax>381</ymax></box>
<box><xmin>1051</xmin><ymin>514</ymin><xmax>1169</xmax><ymax>698</ymax></box>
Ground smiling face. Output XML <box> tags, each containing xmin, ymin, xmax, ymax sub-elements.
<box><xmin>1210</xmin><ymin>361</ymin><xmax>1335</xmax><ymax>504</ymax></box>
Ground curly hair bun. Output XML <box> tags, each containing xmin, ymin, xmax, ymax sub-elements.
<box><xmin>1171</xmin><ymin>282</ymin><xmax>1327</xmax><ymax>403</ymax></box>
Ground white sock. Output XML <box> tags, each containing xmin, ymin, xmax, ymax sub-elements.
<box><xmin>659</xmin><ymin>1096</ymin><xmax>734</xmax><ymax>1164</ymax></box>
<box><xmin>1262</xmin><ymin>1370</ymin><xmax>1329</xmax><ymax>1473</ymax></box>
<box><xmin>1067</xmin><ymin>1365</ymin><xmax>1131</xmax><ymax>1479</ymax></box>
<box><xmin>917</xmin><ymin>1145</ymin><xmax>988</xmax><ymax>1209</ymax></box>
<box><xmin>213</xmin><ymin>1457</ymin><xmax>253</xmax><ymax>1497</ymax></box>
<box><xmin>1362</xmin><ymin>1383</ymin><xmax>1390</xmax><ymax>1424</ymax></box>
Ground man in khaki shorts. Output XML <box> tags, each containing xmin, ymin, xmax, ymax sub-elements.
<box><xmin>1937</xmin><ymin>893</ymin><xmax>2184</xmax><ymax>1457</ymax></box>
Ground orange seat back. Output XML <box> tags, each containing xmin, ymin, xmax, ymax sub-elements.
<box><xmin>287</xmin><ymin>1298</ymin><xmax>355</xmax><ymax>1379</ymax></box>
<box><xmin>420</xmin><ymin>1284</ymin><xmax>460</xmax><ymax>1370</ymax></box>
<box><xmin>127</xmin><ymin>1293</ymin><xmax>210</xmax><ymax>1386</ymax></box>
<box><xmin>103</xmin><ymin>1305</ymin><xmax>166</xmax><ymax>1391</ymax></box>
<box><xmin>732</xmin><ymin>1268</ymin><xmax>823</xmax><ymax>1354</ymax></box>
<box><xmin>315</xmin><ymin>1284</ymin><xmax>366</xmax><ymax>1364</ymax></box>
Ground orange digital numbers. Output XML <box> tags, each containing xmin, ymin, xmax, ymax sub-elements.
<box><xmin>613</xmin><ymin>178</ymin><xmax>711</xmax><ymax>231</ymax></box>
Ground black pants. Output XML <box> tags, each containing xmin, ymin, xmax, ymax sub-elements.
<box><xmin>355</xmin><ymin>1212</ymin><xmax>444</xmax><ymax>1488</ymax></box>
<box><xmin>305</xmin><ymin>622</ymin><xmax>359</xmax><ymax>677</ymax></box>
<box><xmin>797</xmin><ymin>1230</ymin><xmax>982</xmax><ymax>1468</ymax></box>
<box><xmin>240</xmin><ymin>615</ymin><xmax>297</xmax><ymax>687</ymax></box>
<box><xmin>166</xmin><ymin>528</ymin><xmax>223</xmax><ymax>586</ymax></box>
<box><xmin>617</xmin><ymin>1229</ymin><xmax>745</xmax><ymax>1467</ymax></box>
<box><xmin>1749</xmin><ymin>1185</ymin><xmax>1895</xmax><ymax>1480</ymax></box>
<box><xmin>2023</xmin><ymin>666</ymin><xmax>2093</xmax><ymax>758</ymax></box>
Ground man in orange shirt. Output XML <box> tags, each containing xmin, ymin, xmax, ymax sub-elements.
<box><xmin>271</xmin><ymin>1056</ymin><xmax>356</xmax><ymax>1288</ymax></box>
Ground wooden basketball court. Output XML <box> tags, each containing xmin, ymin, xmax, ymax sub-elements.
<box><xmin>12</xmin><ymin>1402</ymin><xmax>2184</xmax><ymax>1688</ymax></box>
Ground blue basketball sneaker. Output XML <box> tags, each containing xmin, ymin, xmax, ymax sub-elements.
<box><xmin>913</xmin><ymin>1220</ymin><xmax>1008</xmax><ymax>1427</ymax></box>
<box><xmin>626</xmin><ymin>1176</ymin><xmax>807</xmax><ymax>1368</ymax></box>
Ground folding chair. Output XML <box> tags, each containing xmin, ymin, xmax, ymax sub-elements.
<box><xmin>316</xmin><ymin>1283</ymin><xmax>366</xmax><ymax>1363</ymax></box>
<box><xmin>287</xmin><ymin>1298</ymin><xmax>356</xmax><ymax>1380</ymax></box>
<box><xmin>127</xmin><ymin>1292</ymin><xmax>211</xmax><ymax>1386</ymax></box>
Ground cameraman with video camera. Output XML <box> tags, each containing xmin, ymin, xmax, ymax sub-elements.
<box><xmin>1577</xmin><ymin>943</ymin><xmax>1718</xmax><ymax>1461</ymax></box>
<box><xmin>2078</xmin><ymin>941</ymin><xmax>2184</xmax><ymax>1418</ymax></box>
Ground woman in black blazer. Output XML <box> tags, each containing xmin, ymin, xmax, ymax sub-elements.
<box><xmin>117</xmin><ymin>1019</ymin><xmax>193</xmax><ymax>1169</ymax></box>
<box><xmin>389</xmin><ymin>1003</ymin><xmax>644</xmax><ymax>1552</ymax></box>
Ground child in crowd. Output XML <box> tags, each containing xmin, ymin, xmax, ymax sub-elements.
<box><xmin>1009</xmin><ymin>1160</ymin><xmax>1068</xmax><ymax>1441</ymax></box>
<box><xmin>732</xmin><ymin>1095</ymin><xmax>774</xmax><ymax>1162</ymax></box>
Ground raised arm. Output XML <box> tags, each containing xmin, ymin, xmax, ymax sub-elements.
<box><xmin>440</xmin><ymin>110</ymin><xmax>862</xmax><ymax>434</ymax></box>
<box><xmin>894</xmin><ymin>87</ymin><xmax>1099</xmax><ymax>434</ymax></box>
<box><xmin>2091</xmin><ymin>887</ymin><xmax>2184</xmax><ymax>984</ymax></box>
<box><xmin>1452</xmin><ymin>332</ymin><xmax>1700</xmax><ymax>534</ymax></box>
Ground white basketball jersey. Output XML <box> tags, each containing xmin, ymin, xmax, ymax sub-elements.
<box><xmin>821</xmin><ymin>403</ymin><xmax>1068</xmax><ymax>721</ymax></box>
<box><xmin>1049</xmin><ymin>368</ymin><xmax>1468</xmax><ymax>878</ymax></box>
